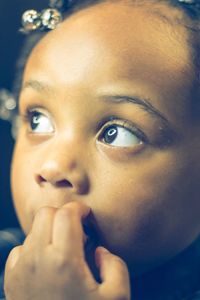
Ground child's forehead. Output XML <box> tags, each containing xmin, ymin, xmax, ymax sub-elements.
<box><xmin>21</xmin><ymin>1</ymin><xmax>195</xmax><ymax>126</ymax></box>
<box><xmin>26</xmin><ymin>1</ymin><xmax>192</xmax><ymax>84</ymax></box>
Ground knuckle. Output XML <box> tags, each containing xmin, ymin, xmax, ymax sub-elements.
<box><xmin>5</xmin><ymin>246</ymin><xmax>22</xmax><ymax>270</ymax></box>
<box><xmin>51</xmin><ymin>252</ymin><xmax>70</xmax><ymax>270</ymax></box>
<box><xmin>63</xmin><ymin>201</ymin><xmax>79</xmax><ymax>210</ymax></box>
<box><xmin>60</xmin><ymin>202</ymin><xmax>89</xmax><ymax>218</ymax></box>
<box><xmin>37</xmin><ymin>206</ymin><xmax>56</xmax><ymax>217</ymax></box>
<box><xmin>23</xmin><ymin>252</ymin><xmax>36</xmax><ymax>272</ymax></box>
<box><xmin>48</xmin><ymin>249</ymin><xmax>83</xmax><ymax>275</ymax></box>
<box><xmin>62</xmin><ymin>201</ymin><xmax>84</xmax><ymax>214</ymax></box>
<box><xmin>8</xmin><ymin>245</ymin><xmax>21</xmax><ymax>259</ymax></box>
<box><xmin>57</xmin><ymin>205</ymin><xmax>77</xmax><ymax>218</ymax></box>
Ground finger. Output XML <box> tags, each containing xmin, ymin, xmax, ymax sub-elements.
<box><xmin>52</xmin><ymin>202</ymin><xmax>90</xmax><ymax>255</ymax></box>
<box><xmin>5</xmin><ymin>245</ymin><xmax>22</xmax><ymax>271</ymax></box>
<box><xmin>96</xmin><ymin>247</ymin><xmax>130</xmax><ymax>299</ymax></box>
<box><xmin>28</xmin><ymin>206</ymin><xmax>57</xmax><ymax>247</ymax></box>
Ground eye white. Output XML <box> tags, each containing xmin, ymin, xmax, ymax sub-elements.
<box><xmin>30</xmin><ymin>111</ymin><xmax>54</xmax><ymax>133</ymax></box>
<box><xmin>102</xmin><ymin>125</ymin><xmax>142</xmax><ymax>147</ymax></box>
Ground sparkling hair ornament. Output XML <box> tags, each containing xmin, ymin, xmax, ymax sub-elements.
<box><xmin>21</xmin><ymin>8</ymin><xmax>63</xmax><ymax>33</ymax></box>
<box><xmin>20</xmin><ymin>0</ymin><xmax>78</xmax><ymax>33</ymax></box>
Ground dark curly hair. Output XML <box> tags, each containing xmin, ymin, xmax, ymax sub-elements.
<box><xmin>13</xmin><ymin>0</ymin><xmax>200</xmax><ymax>115</ymax></box>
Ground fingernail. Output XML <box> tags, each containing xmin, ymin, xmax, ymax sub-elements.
<box><xmin>95</xmin><ymin>246</ymin><xmax>110</xmax><ymax>267</ymax></box>
<box><xmin>99</xmin><ymin>247</ymin><xmax>110</xmax><ymax>254</ymax></box>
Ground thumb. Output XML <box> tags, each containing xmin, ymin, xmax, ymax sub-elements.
<box><xmin>96</xmin><ymin>246</ymin><xmax>130</xmax><ymax>300</ymax></box>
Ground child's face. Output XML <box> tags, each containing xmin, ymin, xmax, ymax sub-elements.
<box><xmin>12</xmin><ymin>2</ymin><xmax>200</xmax><ymax>273</ymax></box>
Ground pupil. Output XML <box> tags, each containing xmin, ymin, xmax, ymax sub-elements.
<box><xmin>104</xmin><ymin>126</ymin><xmax>118</xmax><ymax>143</ymax></box>
<box><xmin>31</xmin><ymin>112</ymin><xmax>40</xmax><ymax>130</ymax></box>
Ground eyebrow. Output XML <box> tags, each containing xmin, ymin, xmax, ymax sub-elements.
<box><xmin>22</xmin><ymin>80</ymin><xmax>173</xmax><ymax>133</ymax></box>
<box><xmin>101</xmin><ymin>95</ymin><xmax>172</xmax><ymax>130</ymax></box>
<box><xmin>22</xmin><ymin>80</ymin><xmax>54</xmax><ymax>94</ymax></box>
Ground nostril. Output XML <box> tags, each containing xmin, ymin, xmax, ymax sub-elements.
<box><xmin>36</xmin><ymin>175</ymin><xmax>47</xmax><ymax>184</ymax></box>
<box><xmin>35</xmin><ymin>174</ymin><xmax>73</xmax><ymax>188</ymax></box>
<box><xmin>56</xmin><ymin>179</ymin><xmax>73</xmax><ymax>188</ymax></box>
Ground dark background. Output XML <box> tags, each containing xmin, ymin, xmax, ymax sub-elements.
<box><xmin>0</xmin><ymin>0</ymin><xmax>47</xmax><ymax>229</ymax></box>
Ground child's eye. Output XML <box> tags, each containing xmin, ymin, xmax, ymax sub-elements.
<box><xmin>28</xmin><ymin>110</ymin><xmax>54</xmax><ymax>133</ymax></box>
<box><xmin>99</xmin><ymin>123</ymin><xmax>144</xmax><ymax>147</ymax></box>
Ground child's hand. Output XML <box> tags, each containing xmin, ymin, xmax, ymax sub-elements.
<box><xmin>4</xmin><ymin>202</ymin><xmax>130</xmax><ymax>300</ymax></box>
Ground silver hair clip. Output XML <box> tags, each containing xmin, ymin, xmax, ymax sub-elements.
<box><xmin>20</xmin><ymin>0</ymin><xmax>83</xmax><ymax>33</ymax></box>
<box><xmin>21</xmin><ymin>8</ymin><xmax>63</xmax><ymax>33</ymax></box>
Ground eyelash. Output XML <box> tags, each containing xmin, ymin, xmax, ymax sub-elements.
<box><xmin>20</xmin><ymin>107</ymin><xmax>52</xmax><ymax>131</ymax></box>
<box><xmin>21</xmin><ymin>107</ymin><xmax>48</xmax><ymax>122</ymax></box>
<box><xmin>97</xmin><ymin>117</ymin><xmax>148</xmax><ymax>144</ymax></box>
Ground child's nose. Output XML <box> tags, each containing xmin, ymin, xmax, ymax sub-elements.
<box><xmin>35</xmin><ymin>148</ymin><xmax>89</xmax><ymax>195</ymax></box>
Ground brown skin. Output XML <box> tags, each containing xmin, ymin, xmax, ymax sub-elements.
<box><xmin>4</xmin><ymin>1</ymin><xmax>200</xmax><ymax>299</ymax></box>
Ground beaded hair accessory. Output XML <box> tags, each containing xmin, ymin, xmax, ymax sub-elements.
<box><xmin>20</xmin><ymin>0</ymin><xmax>79</xmax><ymax>33</ymax></box>
<box><xmin>21</xmin><ymin>8</ymin><xmax>62</xmax><ymax>33</ymax></box>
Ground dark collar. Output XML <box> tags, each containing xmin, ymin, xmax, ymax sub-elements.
<box><xmin>133</xmin><ymin>236</ymin><xmax>200</xmax><ymax>300</ymax></box>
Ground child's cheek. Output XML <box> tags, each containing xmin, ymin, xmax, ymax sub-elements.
<box><xmin>90</xmin><ymin>149</ymin><xmax>199</xmax><ymax>271</ymax></box>
<box><xmin>11</xmin><ymin>137</ymin><xmax>38</xmax><ymax>233</ymax></box>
